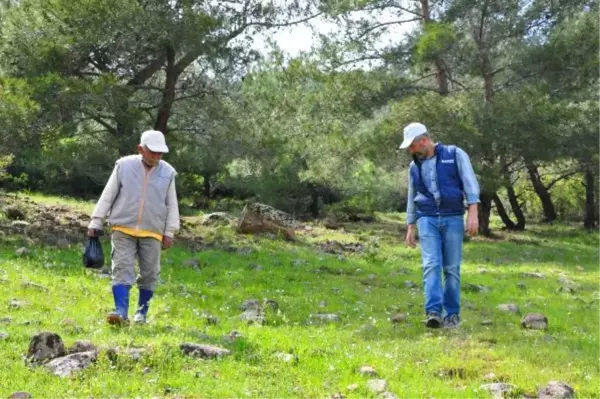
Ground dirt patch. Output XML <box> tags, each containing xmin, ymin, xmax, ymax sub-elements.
<box><xmin>0</xmin><ymin>196</ymin><xmax>89</xmax><ymax>246</ymax></box>
<box><xmin>318</xmin><ymin>240</ymin><xmax>365</xmax><ymax>255</ymax></box>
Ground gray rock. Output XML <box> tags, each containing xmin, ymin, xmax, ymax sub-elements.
<box><xmin>367</xmin><ymin>379</ymin><xmax>387</xmax><ymax>393</ymax></box>
<box><xmin>292</xmin><ymin>259</ymin><xmax>307</xmax><ymax>267</ymax></box>
<box><xmin>391</xmin><ymin>313</ymin><xmax>407</xmax><ymax>324</ymax></box>
<box><xmin>309</xmin><ymin>313</ymin><xmax>340</xmax><ymax>323</ymax></box>
<box><xmin>240</xmin><ymin>309</ymin><xmax>265</xmax><ymax>325</ymax></box>
<box><xmin>180</xmin><ymin>343</ymin><xmax>231</xmax><ymax>359</ymax></box>
<box><xmin>382</xmin><ymin>392</ymin><xmax>399</xmax><ymax>399</ymax></box>
<box><xmin>484</xmin><ymin>372</ymin><xmax>497</xmax><ymax>381</ymax></box>
<box><xmin>236</xmin><ymin>203</ymin><xmax>296</xmax><ymax>240</ymax></box>
<box><xmin>403</xmin><ymin>281</ymin><xmax>418</xmax><ymax>288</ymax></box>
<box><xmin>46</xmin><ymin>350</ymin><xmax>97</xmax><ymax>377</ymax></box>
<box><xmin>538</xmin><ymin>381</ymin><xmax>575</xmax><ymax>399</ymax></box>
<box><xmin>27</xmin><ymin>332</ymin><xmax>66</xmax><ymax>363</ymax></box>
<box><xmin>4</xmin><ymin>206</ymin><xmax>25</xmax><ymax>220</ymax></box>
<box><xmin>521</xmin><ymin>313</ymin><xmax>548</xmax><ymax>330</ymax></box>
<box><xmin>8</xmin><ymin>392</ymin><xmax>32</xmax><ymax>399</ymax></box>
<box><xmin>263</xmin><ymin>299</ymin><xmax>279</xmax><ymax>310</ymax></box>
<box><xmin>497</xmin><ymin>304</ymin><xmax>519</xmax><ymax>313</ymax></box>
<box><xmin>60</xmin><ymin>318</ymin><xmax>75</xmax><ymax>327</ymax></box>
<box><xmin>274</xmin><ymin>352</ymin><xmax>297</xmax><ymax>363</ymax></box>
<box><xmin>241</xmin><ymin>299</ymin><xmax>261</xmax><ymax>310</ymax></box>
<box><xmin>0</xmin><ymin>332</ymin><xmax>8</xmax><ymax>340</ymax></box>
<box><xmin>481</xmin><ymin>320</ymin><xmax>494</xmax><ymax>326</ymax></box>
<box><xmin>480</xmin><ymin>383</ymin><xmax>518</xmax><ymax>399</ymax></box>
<box><xmin>9</xmin><ymin>299</ymin><xmax>27</xmax><ymax>309</ymax></box>
<box><xmin>521</xmin><ymin>272</ymin><xmax>545</xmax><ymax>279</ymax></box>
<box><xmin>204</xmin><ymin>314</ymin><xmax>219</xmax><ymax>325</ymax></box>
<box><xmin>557</xmin><ymin>276</ymin><xmax>579</xmax><ymax>293</ymax></box>
<box><xmin>69</xmin><ymin>340</ymin><xmax>97</xmax><ymax>354</ymax></box>
<box><xmin>359</xmin><ymin>365</ymin><xmax>377</xmax><ymax>376</ymax></box>
<box><xmin>464</xmin><ymin>283</ymin><xmax>490</xmax><ymax>293</ymax></box>
<box><xmin>56</xmin><ymin>238</ymin><xmax>70</xmax><ymax>249</ymax></box>
<box><xmin>248</xmin><ymin>263</ymin><xmax>263</xmax><ymax>271</ymax></box>
<box><xmin>22</xmin><ymin>281</ymin><xmax>49</xmax><ymax>292</ymax></box>
<box><xmin>11</xmin><ymin>220</ymin><xmax>30</xmax><ymax>229</ymax></box>
<box><xmin>123</xmin><ymin>348</ymin><xmax>146</xmax><ymax>361</ymax></box>
<box><xmin>223</xmin><ymin>330</ymin><xmax>243</xmax><ymax>342</ymax></box>
<box><xmin>202</xmin><ymin>212</ymin><xmax>235</xmax><ymax>226</ymax></box>
<box><xmin>318</xmin><ymin>301</ymin><xmax>328</xmax><ymax>308</ymax></box>
<box><xmin>15</xmin><ymin>247</ymin><xmax>29</xmax><ymax>256</ymax></box>
<box><xmin>182</xmin><ymin>259</ymin><xmax>199</xmax><ymax>268</ymax></box>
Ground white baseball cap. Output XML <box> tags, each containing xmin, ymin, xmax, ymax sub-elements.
<box><xmin>140</xmin><ymin>130</ymin><xmax>169</xmax><ymax>153</ymax></box>
<box><xmin>399</xmin><ymin>122</ymin><xmax>428</xmax><ymax>149</ymax></box>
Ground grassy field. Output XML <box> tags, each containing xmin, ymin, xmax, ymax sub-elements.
<box><xmin>0</xmin><ymin>195</ymin><xmax>598</xmax><ymax>398</ymax></box>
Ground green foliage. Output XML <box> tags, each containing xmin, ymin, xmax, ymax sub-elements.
<box><xmin>0</xmin><ymin>0</ymin><xmax>596</xmax><ymax>226</ymax></box>
<box><xmin>414</xmin><ymin>23</ymin><xmax>457</xmax><ymax>64</ymax></box>
<box><xmin>0</xmin><ymin>154</ymin><xmax>27</xmax><ymax>192</ymax></box>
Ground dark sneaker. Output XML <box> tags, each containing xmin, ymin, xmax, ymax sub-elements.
<box><xmin>107</xmin><ymin>312</ymin><xmax>130</xmax><ymax>326</ymax></box>
<box><xmin>443</xmin><ymin>314</ymin><xmax>460</xmax><ymax>329</ymax></box>
<box><xmin>425</xmin><ymin>312</ymin><xmax>442</xmax><ymax>328</ymax></box>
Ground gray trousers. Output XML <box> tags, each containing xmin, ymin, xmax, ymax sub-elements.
<box><xmin>111</xmin><ymin>231</ymin><xmax>162</xmax><ymax>291</ymax></box>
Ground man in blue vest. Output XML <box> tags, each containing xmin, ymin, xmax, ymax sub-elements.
<box><xmin>401</xmin><ymin>122</ymin><xmax>480</xmax><ymax>328</ymax></box>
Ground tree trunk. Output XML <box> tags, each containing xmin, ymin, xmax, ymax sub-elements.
<box><xmin>154</xmin><ymin>44</ymin><xmax>177</xmax><ymax>134</ymax></box>
<box><xmin>505</xmin><ymin>184</ymin><xmax>525</xmax><ymax>230</ymax></box>
<box><xmin>498</xmin><ymin>156</ymin><xmax>525</xmax><ymax>230</ymax></box>
<box><xmin>420</xmin><ymin>0</ymin><xmax>449</xmax><ymax>95</ymax></box>
<box><xmin>525</xmin><ymin>161</ymin><xmax>557</xmax><ymax>222</ymax></box>
<box><xmin>584</xmin><ymin>168</ymin><xmax>596</xmax><ymax>229</ymax></box>
<box><xmin>492</xmin><ymin>193</ymin><xmax>516</xmax><ymax>229</ymax></box>
<box><xmin>308</xmin><ymin>183</ymin><xmax>320</xmax><ymax>218</ymax></box>
<box><xmin>116</xmin><ymin>119</ymin><xmax>135</xmax><ymax>157</ymax></box>
<box><xmin>203</xmin><ymin>174</ymin><xmax>211</xmax><ymax>199</ymax></box>
<box><xmin>478</xmin><ymin>192</ymin><xmax>493</xmax><ymax>236</ymax></box>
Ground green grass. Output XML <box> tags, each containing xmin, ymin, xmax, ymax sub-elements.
<box><xmin>16</xmin><ymin>191</ymin><xmax>96</xmax><ymax>215</ymax></box>
<box><xmin>0</xmin><ymin>197</ymin><xmax>598</xmax><ymax>398</ymax></box>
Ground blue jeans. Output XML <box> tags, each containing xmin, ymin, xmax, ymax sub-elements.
<box><xmin>416</xmin><ymin>215</ymin><xmax>464</xmax><ymax>317</ymax></box>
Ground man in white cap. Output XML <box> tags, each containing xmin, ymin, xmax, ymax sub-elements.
<box><xmin>400</xmin><ymin>122</ymin><xmax>479</xmax><ymax>328</ymax></box>
<box><xmin>88</xmin><ymin>130</ymin><xmax>180</xmax><ymax>326</ymax></box>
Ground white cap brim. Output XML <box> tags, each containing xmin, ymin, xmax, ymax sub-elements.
<box><xmin>399</xmin><ymin>137</ymin><xmax>414</xmax><ymax>149</ymax></box>
<box><xmin>146</xmin><ymin>144</ymin><xmax>169</xmax><ymax>153</ymax></box>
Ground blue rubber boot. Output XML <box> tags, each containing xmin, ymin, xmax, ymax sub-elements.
<box><xmin>133</xmin><ymin>288</ymin><xmax>153</xmax><ymax>324</ymax></box>
<box><xmin>107</xmin><ymin>284</ymin><xmax>130</xmax><ymax>326</ymax></box>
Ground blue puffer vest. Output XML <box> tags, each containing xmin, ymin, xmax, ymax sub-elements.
<box><xmin>409</xmin><ymin>143</ymin><xmax>464</xmax><ymax>219</ymax></box>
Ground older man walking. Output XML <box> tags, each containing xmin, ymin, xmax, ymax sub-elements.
<box><xmin>88</xmin><ymin>130</ymin><xmax>180</xmax><ymax>325</ymax></box>
<box><xmin>401</xmin><ymin>122</ymin><xmax>480</xmax><ymax>328</ymax></box>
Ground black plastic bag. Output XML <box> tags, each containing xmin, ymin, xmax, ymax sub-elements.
<box><xmin>83</xmin><ymin>236</ymin><xmax>104</xmax><ymax>268</ymax></box>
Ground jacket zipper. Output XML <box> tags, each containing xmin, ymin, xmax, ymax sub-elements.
<box><xmin>136</xmin><ymin>165</ymin><xmax>154</xmax><ymax>230</ymax></box>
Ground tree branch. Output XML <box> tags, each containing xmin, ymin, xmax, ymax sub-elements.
<box><xmin>127</xmin><ymin>54</ymin><xmax>167</xmax><ymax>87</ymax></box>
<box><xmin>353</xmin><ymin>18</ymin><xmax>421</xmax><ymax>40</ymax></box>
<box><xmin>90</xmin><ymin>116</ymin><xmax>117</xmax><ymax>135</ymax></box>
<box><xmin>545</xmin><ymin>170</ymin><xmax>581</xmax><ymax>191</ymax></box>
<box><xmin>387</xmin><ymin>4</ymin><xmax>424</xmax><ymax>18</ymax></box>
